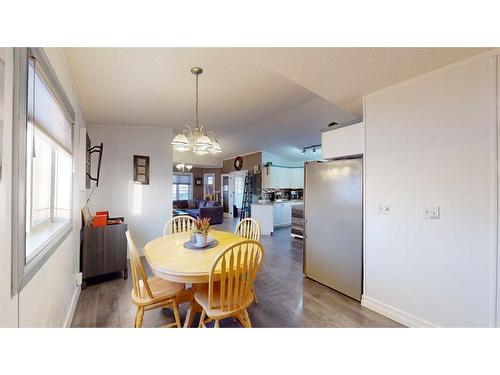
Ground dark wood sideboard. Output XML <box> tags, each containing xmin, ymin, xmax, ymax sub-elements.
<box><xmin>80</xmin><ymin>222</ymin><xmax>128</xmax><ymax>288</ymax></box>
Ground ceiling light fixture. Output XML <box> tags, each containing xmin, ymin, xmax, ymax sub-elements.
<box><xmin>176</xmin><ymin>162</ymin><xmax>193</xmax><ymax>174</ymax></box>
<box><xmin>172</xmin><ymin>67</ymin><xmax>223</xmax><ymax>155</ymax></box>
<box><xmin>302</xmin><ymin>144</ymin><xmax>322</xmax><ymax>154</ymax></box>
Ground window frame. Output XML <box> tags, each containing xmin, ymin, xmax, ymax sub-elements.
<box><xmin>11</xmin><ymin>48</ymin><xmax>75</xmax><ymax>294</ymax></box>
<box><xmin>172</xmin><ymin>172</ymin><xmax>193</xmax><ymax>200</ymax></box>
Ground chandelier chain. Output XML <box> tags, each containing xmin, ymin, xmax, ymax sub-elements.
<box><xmin>195</xmin><ymin>73</ymin><xmax>199</xmax><ymax>127</ymax></box>
<box><xmin>171</xmin><ymin>67</ymin><xmax>222</xmax><ymax>154</ymax></box>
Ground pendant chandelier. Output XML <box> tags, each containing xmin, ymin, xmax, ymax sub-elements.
<box><xmin>176</xmin><ymin>162</ymin><xmax>193</xmax><ymax>174</ymax></box>
<box><xmin>172</xmin><ymin>67</ymin><xmax>222</xmax><ymax>155</ymax></box>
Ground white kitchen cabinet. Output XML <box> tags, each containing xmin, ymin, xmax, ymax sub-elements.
<box><xmin>282</xmin><ymin>203</ymin><xmax>292</xmax><ymax>225</ymax></box>
<box><xmin>250</xmin><ymin>203</ymin><xmax>274</xmax><ymax>235</ymax></box>
<box><xmin>290</xmin><ymin>167</ymin><xmax>304</xmax><ymax>188</ymax></box>
<box><xmin>263</xmin><ymin>166</ymin><xmax>303</xmax><ymax>188</ymax></box>
<box><xmin>277</xmin><ymin>167</ymin><xmax>290</xmax><ymax>188</ymax></box>
<box><xmin>272</xmin><ymin>167</ymin><xmax>280</xmax><ymax>188</ymax></box>
<box><xmin>273</xmin><ymin>203</ymin><xmax>282</xmax><ymax>226</ymax></box>
<box><xmin>273</xmin><ymin>202</ymin><xmax>292</xmax><ymax>227</ymax></box>
<box><xmin>321</xmin><ymin>121</ymin><xmax>364</xmax><ymax>159</ymax></box>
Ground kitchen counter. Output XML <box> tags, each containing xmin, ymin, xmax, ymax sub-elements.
<box><xmin>254</xmin><ymin>200</ymin><xmax>303</xmax><ymax>205</ymax></box>
<box><xmin>251</xmin><ymin>200</ymin><xmax>303</xmax><ymax>235</ymax></box>
<box><xmin>250</xmin><ymin>203</ymin><xmax>274</xmax><ymax>235</ymax></box>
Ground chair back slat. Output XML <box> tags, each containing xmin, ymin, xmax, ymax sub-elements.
<box><xmin>235</xmin><ymin>218</ymin><xmax>261</xmax><ymax>241</ymax></box>
<box><xmin>164</xmin><ymin>215</ymin><xmax>196</xmax><ymax>236</ymax></box>
<box><xmin>209</xmin><ymin>240</ymin><xmax>264</xmax><ymax>311</ymax></box>
<box><xmin>241</xmin><ymin>245</ymin><xmax>253</xmax><ymax>301</ymax></box>
<box><xmin>227</xmin><ymin>249</ymin><xmax>235</xmax><ymax>310</ymax></box>
<box><xmin>126</xmin><ymin>231</ymin><xmax>154</xmax><ymax>299</ymax></box>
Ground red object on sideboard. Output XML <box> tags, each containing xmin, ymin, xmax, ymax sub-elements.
<box><xmin>92</xmin><ymin>215</ymin><xmax>107</xmax><ymax>227</ymax></box>
<box><xmin>95</xmin><ymin>211</ymin><xmax>109</xmax><ymax>219</ymax></box>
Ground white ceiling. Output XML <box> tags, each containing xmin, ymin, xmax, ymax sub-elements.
<box><xmin>247</xmin><ymin>48</ymin><xmax>492</xmax><ymax>116</ymax></box>
<box><xmin>64</xmin><ymin>47</ymin><xmax>490</xmax><ymax>165</ymax></box>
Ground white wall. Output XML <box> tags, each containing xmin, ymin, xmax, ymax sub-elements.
<box><xmin>363</xmin><ymin>56</ymin><xmax>498</xmax><ymax>327</ymax></box>
<box><xmin>0</xmin><ymin>48</ymin><xmax>88</xmax><ymax>327</ymax></box>
<box><xmin>87</xmin><ymin>125</ymin><xmax>173</xmax><ymax>251</ymax></box>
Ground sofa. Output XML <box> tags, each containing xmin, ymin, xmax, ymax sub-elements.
<box><xmin>173</xmin><ymin>199</ymin><xmax>224</xmax><ymax>225</ymax></box>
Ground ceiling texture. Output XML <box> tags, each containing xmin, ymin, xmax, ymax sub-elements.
<box><xmin>64</xmin><ymin>47</ymin><xmax>491</xmax><ymax>165</ymax></box>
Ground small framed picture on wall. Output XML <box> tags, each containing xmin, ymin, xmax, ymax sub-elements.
<box><xmin>133</xmin><ymin>155</ymin><xmax>150</xmax><ymax>184</ymax></box>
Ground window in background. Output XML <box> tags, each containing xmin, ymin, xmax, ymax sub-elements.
<box><xmin>25</xmin><ymin>54</ymin><xmax>73</xmax><ymax>262</ymax></box>
<box><xmin>172</xmin><ymin>173</ymin><xmax>192</xmax><ymax>200</ymax></box>
<box><xmin>203</xmin><ymin>173</ymin><xmax>215</xmax><ymax>199</ymax></box>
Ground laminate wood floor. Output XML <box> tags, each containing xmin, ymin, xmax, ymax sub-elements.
<box><xmin>71</xmin><ymin>218</ymin><xmax>402</xmax><ymax>328</ymax></box>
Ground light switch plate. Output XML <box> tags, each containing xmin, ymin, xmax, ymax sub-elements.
<box><xmin>377</xmin><ymin>203</ymin><xmax>390</xmax><ymax>215</ymax></box>
<box><xmin>424</xmin><ymin>207</ymin><xmax>440</xmax><ymax>219</ymax></box>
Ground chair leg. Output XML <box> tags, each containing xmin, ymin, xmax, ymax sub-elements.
<box><xmin>135</xmin><ymin>307</ymin><xmax>144</xmax><ymax>328</ymax></box>
<box><xmin>252</xmin><ymin>288</ymin><xmax>259</xmax><ymax>305</ymax></box>
<box><xmin>243</xmin><ymin>309</ymin><xmax>252</xmax><ymax>328</ymax></box>
<box><xmin>172</xmin><ymin>299</ymin><xmax>182</xmax><ymax>328</ymax></box>
<box><xmin>214</xmin><ymin>319</ymin><xmax>220</xmax><ymax>328</ymax></box>
<box><xmin>198</xmin><ymin>310</ymin><xmax>206</xmax><ymax>328</ymax></box>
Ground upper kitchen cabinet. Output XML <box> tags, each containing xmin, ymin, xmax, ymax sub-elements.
<box><xmin>277</xmin><ymin>167</ymin><xmax>290</xmax><ymax>188</ymax></box>
<box><xmin>263</xmin><ymin>165</ymin><xmax>304</xmax><ymax>189</ymax></box>
<box><xmin>321</xmin><ymin>121</ymin><xmax>364</xmax><ymax>159</ymax></box>
<box><xmin>289</xmin><ymin>167</ymin><xmax>304</xmax><ymax>188</ymax></box>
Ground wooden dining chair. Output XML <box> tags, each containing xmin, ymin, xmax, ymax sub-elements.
<box><xmin>163</xmin><ymin>215</ymin><xmax>196</xmax><ymax>236</ymax></box>
<box><xmin>235</xmin><ymin>218</ymin><xmax>261</xmax><ymax>241</ymax></box>
<box><xmin>126</xmin><ymin>231</ymin><xmax>184</xmax><ymax>328</ymax></box>
<box><xmin>235</xmin><ymin>218</ymin><xmax>261</xmax><ymax>303</ymax></box>
<box><xmin>194</xmin><ymin>240</ymin><xmax>264</xmax><ymax>328</ymax></box>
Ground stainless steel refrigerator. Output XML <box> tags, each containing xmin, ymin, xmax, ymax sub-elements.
<box><xmin>304</xmin><ymin>158</ymin><xmax>363</xmax><ymax>301</ymax></box>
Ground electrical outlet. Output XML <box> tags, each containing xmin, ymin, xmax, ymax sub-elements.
<box><xmin>377</xmin><ymin>203</ymin><xmax>390</xmax><ymax>215</ymax></box>
<box><xmin>424</xmin><ymin>207</ymin><xmax>440</xmax><ymax>219</ymax></box>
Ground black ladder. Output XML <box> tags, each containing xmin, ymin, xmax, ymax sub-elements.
<box><xmin>240</xmin><ymin>175</ymin><xmax>253</xmax><ymax>220</ymax></box>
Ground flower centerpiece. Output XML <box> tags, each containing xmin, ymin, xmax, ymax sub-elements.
<box><xmin>193</xmin><ymin>216</ymin><xmax>211</xmax><ymax>247</ymax></box>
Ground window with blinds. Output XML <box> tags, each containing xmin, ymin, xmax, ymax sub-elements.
<box><xmin>25</xmin><ymin>52</ymin><xmax>74</xmax><ymax>262</ymax></box>
<box><xmin>172</xmin><ymin>173</ymin><xmax>192</xmax><ymax>200</ymax></box>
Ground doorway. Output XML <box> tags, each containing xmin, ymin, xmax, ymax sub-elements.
<box><xmin>221</xmin><ymin>171</ymin><xmax>248</xmax><ymax>217</ymax></box>
<box><xmin>221</xmin><ymin>174</ymin><xmax>230</xmax><ymax>217</ymax></box>
<box><xmin>203</xmin><ymin>173</ymin><xmax>215</xmax><ymax>200</ymax></box>
<box><xmin>229</xmin><ymin>171</ymin><xmax>247</xmax><ymax>217</ymax></box>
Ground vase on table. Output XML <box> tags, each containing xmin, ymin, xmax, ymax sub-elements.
<box><xmin>194</xmin><ymin>233</ymin><xmax>208</xmax><ymax>247</ymax></box>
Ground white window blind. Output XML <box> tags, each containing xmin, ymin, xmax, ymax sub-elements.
<box><xmin>173</xmin><ymin>174</ymin><xmax>191</xmax><ymax>184</ymax></box>
<box><xmin>28</xmin><ymin>58</ymin><xmax>73</xmax><ymax>154</ymax></box>
<box><xmin>172</xmin><ymin>173</ymin><xmax>192</xmax><ymax>200</ymax></box>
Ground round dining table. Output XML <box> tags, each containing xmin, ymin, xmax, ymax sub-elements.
<box><xmin>144</xmin><ymin>229</ymin><xmax>244</xmax><ymax>328</ymax></box>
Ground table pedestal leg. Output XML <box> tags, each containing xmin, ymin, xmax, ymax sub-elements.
<box><xmin>182</xmin><ymin>284</ymin><xmax>204</xmax><ymax>328</ymax></box>
<box><xmin>183</xmin><ymin>298</ymin><xmax>202</xmax><ymax>328</ymax></box>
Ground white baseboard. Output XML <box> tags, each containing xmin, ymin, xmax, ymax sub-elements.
<box><xmin>64</xmin><ymin>286</ymin><xmax>81</xmax><ymax>328</ymax></box>
<box><xmin>361</xmin><ymin>295</ymin><xmax>437</xmax><ymax>328</ymax></box>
